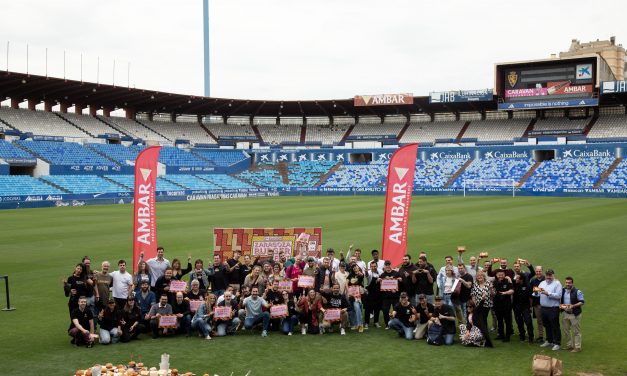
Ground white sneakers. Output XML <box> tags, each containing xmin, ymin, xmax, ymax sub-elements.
<box><xmin>541</xmin><ymin>341</ymin><xmax>551</xmax><ymax>348</ymax></box>
<box><xmin>261</xmin><ymin>330</ymin><xmax>268</xmax><ymax>337</ymax></box>
<box><xmin>205</xmin><ymin>335</ymin><xmax>212</xmax><ymax>340</ymax></box>
<box><xmin>288</xmin><ymin>332</ymin><xmax>293</xmax><ymax>336</ymax></box>
<box><xmin>552</xmin><ymin>345</ymin><xmax>560</xmax><ymax>351</ymax></box>
<box><xmin>340</xmin><ymin>328</ymin><xmax>346</xmax><ymax>336</ymax></box>
<box><xmin>301</xmin><ymin>326</ymin><xmax>307</xmax><ymax>335</ymax></box>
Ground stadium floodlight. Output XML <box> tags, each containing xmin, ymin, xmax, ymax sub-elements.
<box><xmin>203</xmin><ymin>0</ymin><xmax>210</xmax><ymax>97</ymax></box>
<box><xmin>463</xmin><ymin>179</ymin><xmax>517</xmax><ymax>198</ymax></box>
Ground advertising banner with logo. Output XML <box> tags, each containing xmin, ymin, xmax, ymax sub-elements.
<box><xmin>354</xmin><ymin>93</ymin><xmax>413</xmax><ymax>107</ymax></box>
<box><xmin>429</xmin><ymin>89</ymin><xmax>492</xmax><ymax>103</ymax></box>
<box><xmin>498</xmin><ymin>98</ymin><xmax>598</xmax><ymax>110</ymax></box>
<box><xmin>213</xmin><ymin>227</ymin><xmax>322</xmax><ymax>261</ymax></box>
<box><xmin>381</xmin><ymin>144</ymin><xmax>418</xmax><ymax>267</ymax></box>
<box><xmin>132</xmin><ymin>146</ymin><xmax>161</xmax><ymax>272</ymax></box>
<box><xmin>601</xmin><ymin>80</ymin><xmax>627</xmax><ymax>94</ymax></box>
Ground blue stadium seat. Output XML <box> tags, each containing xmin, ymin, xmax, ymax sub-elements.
<box><xmin>86</xmin><ymin>143</ymin><xmax>139</xmax><ymax>165</ymax></box>
<box><xmin>16</xmin><ymin>141</ymin><xmax>116</xmax><ymax>166</ymax></box>
<box><xmin>450</xmin><ymin>159</ymin><xmax>535</xmax><ymax>188</ymax></box>
<box><xmin>192</xmin><ymin>149</ymin><xmax>249</xmax><ymax>167</ymax></box>
<box><xmin>104</xmin><ymin>175</ymin><xmax>183</xmax><ymax>191</ymax></box>
<box><xmin>602</xmin><ymin>159</ymin><xmax>627</xmax><ymax>189</ymax></box>
<box><xmin>40</xmin><ymin>175</ymin><xmax>130</xmax><ymax>194</ymax></box>
<box><xmin>195</xmin><ymin>174</ymin><xmax>256</xmax><ymax>189</ymax></box>
<box><xmin>524</xmin><ymin>157</ymin><xmax>614</xmax><ymax>189</ymax></box>
<box><xmin>133</xmin><ymin>145</ymin><xmax>210</xmax><ymax>167</ymax></box>
<box><xmin>0</xmin><ymin>176</ymin><xmax>65</xmax><ymax>195</ymax></box>
<box><xmin>0</xmin><ymin>140</ymin><xmax>35</xmax><ymax>160</ymax></box>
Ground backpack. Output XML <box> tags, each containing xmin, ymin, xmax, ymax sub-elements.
<box><xmin>427</xmin><ymin>323</ymin><xmax>443</xmax><ymax>346</ymax></box>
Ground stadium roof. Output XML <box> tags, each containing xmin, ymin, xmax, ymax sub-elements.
<box><xmin>0</xmin><ymin>71</ymin><xmax>501</xmax><ymax>118</ymax></box>
<box><xmin>1</xmin><ymin>71</ymin><xmax>626</xmax><ymax>118</ymax></box>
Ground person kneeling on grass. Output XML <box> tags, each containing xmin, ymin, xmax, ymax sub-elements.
<box><xmin>149</xmin><ymin>294</ymin><xmax>173</xmax><ymax>339</ymax></box>
<box><xmin>192</xmin><ymin>294</ymin><xmax>216</xmax><ymax>340</ymax></box>
<box><xmin>98</xmin><ymin>298</ymin><xmax>123</xmax><ymax>345</ymax></box>
<box><xmin>428</xmin><ymin>296</ymin><xmax>456</xmax><ymax>345</ymax></box>
<box><xmin>216</xmin><ymin>291</ymin><xmax>240</xmax><ymax>337</ymax></box>
<box><xmin>120</xmin><ymin>297</ymin><xmax>146</xmax><ymax>342</ymax></box>
<box><xmin>243</xmin><ymin>286</ymin><xmax>271</xmax><ymax>337</ymax></box>
<box><xmin>460</xmin><ymin>300</ymin><xmax>490</xmax><ymax>347</ymax></box>
<box><xmin>68</xmin><ymin>296</ymin><xmax>95</xmax><ymax>348</ymax></box>
<box><xmin>172</xmin><ymin>292</ymin><xmax>192</xmax><ymax>337</ymax></box>
<box><xmin>320</xmin><ymin>283</ymin><xmax>349</xmax><ymax>335</ymax></box>
<box><xmin>388</xmin><ymin>292</ymin><xmax>416</xmax><ymax>340</ymax></box>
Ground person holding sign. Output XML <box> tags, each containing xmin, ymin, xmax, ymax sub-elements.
<box><xmin>154</xmin><ymin>267</ymin><xmax>175</xmax><ymax>304</ymax></box>
<box><xmin>148</xmin><ymin>295</ymin><xmax>173</xmax><ymax>339</ymax></box>
<box><xmin>347</xmin><ymin>263</ymin><xmax>365</xmax><ymax>332</ymax></box>
<box><xmin>280</xmin><ymin>291</ymin><xmax>299</xmax><ymax>335</ymax></box>
<box><xmin>243</xmin><ymin>287</ymin><xmax>271</xmax><ymax>337</ymax></box>
<box><xmin>297</xmin><ymin>289</ymin><xmax>324</xmax><ymax>335</ymax></box>
<box><xmin>191</xmin><ymin>294</ymin><xmax>216</xmax><ymax>340</ymax></box>
<box><xmin>264</xmin><ymin>280</ymin><xmax>285</xmax><ymax>331</ymax></box>
<box><xmin>172</xmin><ymin>292</ymin><xmax>192</xmax><ymax>337</ymax></box>
<box><xmin>216</xmin><ymin>291</ymin><xmax>240</xmax><ymax>337</ymax></box>
<box><xmin>187</xmin><ymin>279</ymin><xmax>205</xmax><ymax>301</ymax></box>
<box><xmin>321</xmin><ymin>283</ymin><xmax>350</xmax><ymax>335</ymax></box>
<box><xmin>388</xmin><ymin>292</ymin><xmax>416</xmax><ymax>340</ymax></box>
<box><xmin>379</xmin><ymin>261</ymin><xmax>401</xmax><ymax>330</ymax></box>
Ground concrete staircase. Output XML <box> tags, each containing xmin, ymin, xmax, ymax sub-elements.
<box><xmin>583</xmin><ymin>115</ymin><xmax>599</xmax><ymax>136</ymax></box>
<box><xmin>199</xmin><ymin>123</ymin><xmax>219</xmax><ymax>143</ymax></box>
<box><xmin>443</xmin><ymin>160</ymin><xmax>473</xmax><ymax>188</ymax></box>
<box><xmin>517</xmin><ymin>161</ymin><xmax>542</xmax><ymax>187</ymax></box>
<box><xmin>594</xmin><ymin>157</ymin><xmax>623</xmax><ymax>188</ymax></box>
<box><xmin>522</xmin><ymin>118</ymin><xmax>537</xmax><ymax>138</ymax></box>
<box><xmin>396</xmin><ymin>121</ymin><xmax>411</xmax><ymax>142</ymax></box>
<box><xmin>455</xmin><ymin>121</ymin><xmax>471</xmax><ymax>143</ymax></box>
<box><xmin>339</xmin><ymin>124</ymin><xmax>355</xmax><ymax>144</ymax></box>
<box><xmin>314</xmin><ymin>162</ymin><xmax>342</xmax><ymax>187</ymax></box>
<box><xmin>55</xmin><ymin>113</ymin><xmax>94</xmax><ymax>137</ymax></box>
<box><xmin>300</xmin><ymin>125</ymin><xmax>306</xmax><ymax>145</ymax></box>
<box><xmin>277</xmin><ymin>162</ymin><xmax>290</xmax><ymax>185</ymax></box>
<box><xmin>251</xmin><ymin>125</ymin><xmax>264</xmax><ymax>144</ymax></box>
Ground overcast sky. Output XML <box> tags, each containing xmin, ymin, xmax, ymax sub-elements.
<box><xmin>1</xmin><ymin>0</ymin><xmax>626</xmax><ymax>101</ymax></box>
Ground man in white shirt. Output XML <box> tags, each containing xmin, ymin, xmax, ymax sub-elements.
<box><xmin>369</xmin><ymin>249</ymin><xmax>385</xmax><ymax>274</ymax></box>
<box><xmin>326</xmin><ymin>248</ymin><xmax>340</xmax><ymax>272</ymax></box>
<box><xmin>110</xmin><ymin>259</ymin><xmax>133</xmax><ymax>309</ymax></box>
<box><xmin>141</xmin><ymin>247</ymin><xmax>170</xmax><ymax>289</ymax></box>
<box><xmin>353</xmin><ymin>249</ymin><xmax>367</xmax><ymax>273</ymax></box>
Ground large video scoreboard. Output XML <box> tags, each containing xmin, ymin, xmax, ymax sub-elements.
<box><xmin>495</xmin><ymin>56</ymin><xmax>602</xmax><ymax>110</ymax></box>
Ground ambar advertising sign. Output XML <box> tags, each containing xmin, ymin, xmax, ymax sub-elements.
<box><xmin>354</xmin><ymin>93</ymin><xmax>413</xmax><ymax>106</ymax></box>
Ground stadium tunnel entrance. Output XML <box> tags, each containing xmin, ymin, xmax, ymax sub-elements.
<box><xmin>533</xmin><ymin>149</ymin><xmax>555</xmax><ymax>162</ymax></box>
<box><xmin>9</xmin><ymin>164</ymin><xmax>35</xmax><ymax>176</ymax></box>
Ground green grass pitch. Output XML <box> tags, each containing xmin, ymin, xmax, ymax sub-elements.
<box><xmin>1</xmin><ymin>196</ymin><xmax>626</xmax><ymax>375</ymax></box>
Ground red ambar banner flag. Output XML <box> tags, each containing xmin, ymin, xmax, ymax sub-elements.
<box><xmin>132</xmin><ymin>146</ymin><xmax>161</xmax><ymax>272</ymax></box>
<box><xmin>381</xmin><ymin>144</ymin><xmax>418</xmax><ymax>267</ymax></box>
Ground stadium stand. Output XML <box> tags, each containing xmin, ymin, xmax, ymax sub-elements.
<box><xmin>533</xmin><ymin>116</ymin><xmax>589</xmax><ymax>132</ymax></box>
<box><xmin>40</xmin><ymin>175</ymin><xmax>130</xmax><ymax>194</ymax></box>
<box><xmin>100</xmin><ymin>116</ymin><xmax>170</xmax><ymax>142</ymax></box>
<box><xmin>415</xmin><ymin>159</ymin><xmax>470</xmax><ymax>188</ymax></box>
<box><xmin>350</xmin><ymin>117</ymin><xmax>404</xmax><ymax>137</ymax></box>
<box><xmin>602</xmin><ymin>159</ymin><xmax>627</xmax><ymax>189</ymax></box>
<box><xmin>305</xmin><ymin>123</ymin><xmax>350</xmax><ymax>146</ymax></box>
<box><xmin>0</xmin><ymin>175</ymin><xmax>65</xmax><ymax>195</ymax></box>
<box><xmin>104</xmin><ymin>175</ymin><xmax>183</xmax><ymax>191</ymax></box>
<box><xmin>196</xmin><ymin>174</ymin><xmax>256</xmax><ymax>189</ymax></box>
<box><xmin>133</xmin><ymin>145</ymin><xmax>209</xmax><ymax>167</ymax></box>
<box><xmin>0</xmin><ymin>107</ymin><xmax>90</xmax><ymax>139</ymax></box>
<box><xmin>321</xmin><ymin>164</ymin><xmax>388</xmax><ymax>188</ymax></box>
<box><xmin>16</xmin><ymin>140</ymin><xmax>117</xmax><ymax>166</ymax></box>
<box><xmin>524</xmin><ymin>157</ymin><xmax>614</xmax><ymax>189</ymax></box>
<box><xmin>57</xmin><ymin>113</ymin><xmax>122</xmax><ymax>137</ymax></box>
<box><xmin>463</xmin><ymin>119</ymin><xmax>530</xmax><ymax>141</ymax></box>
<box><xmin>0</xmin><ymin>139</ymin><xmax>35</xmax><ymax>160</ymax></box>
<box><xmin>450</xmin><ymin>158</ymin><xmax>535</xmax><ymax>188</ymax></box>
<box><xmin>256</xmin><ymin>123</ymin><xmax>301</xmax><ymax>145</ymax></box>
<box><xmin>237</xmin><ymin>167</ymin><xmax>288</xmax><ymax>188</ymax></box>
<box><xmin>161</xmin><ymin>175</ymin><xmax>221</xmax><ymax>190</ymax></box>
<box><xmin>192</xmin><ymin>149</ymin><xmax>249</xmax><ymax>166</ymax></box>
<box><xmin>587</xmin><ymin>115</ymin><xmax>627</xmax><ymax>139</ymax></box>
<box><xmin>138</xmin><ymin>118</ymin><xmax>216</xmax><ymax>145</ymax></box>
<box><xmin>287</xmin><ymin>161</ymin><xmax>336</xmax><ymax>187</ymax></box>
<box><xmin>85</xmin><ymin>143</ymin><xmax>139</xmax><ymax>165</ymax></box>
<box><xmin>204</xmin><ymin>122</ymin><xmax>256</xmax><ymax>140</ymax></box>
<box><xmin>400</xmin><ymin>121</ymin><xmax>465</xmax><ymax>144</ymax></box>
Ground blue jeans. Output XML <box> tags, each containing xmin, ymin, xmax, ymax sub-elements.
<box><xmin>348</xmin><ymin>300</ymin><xmax>364</xmax><ymax>326</ymax></box>
<box><xmin>282</xmin><ymin>315</ymin><xmax>299</xmax><ymax>334</ymax></box>
<box><xmin>192</xmin><ymin>318</ymin><xmax>211</xmax><ymax>337</ymax></box>
<box><xmin>216</xmin><ymin>318</ymin><xmax>240</xmax><ymax>336</ymax></box>
<box><xmin>443</xmin><ymin>333</ymin><xmax>455</xmax><ymax>345</ymax></box>
<box><xmin>388</xmin><ymin>318</ymin><xmax>414</xmax><ymax>340</ymax></box>
<box><xmin>177</xmin><ymin>314</ymin><xmax>192</xmax><ymax>336</ymax></box>
<box><xmin>99</xmin><ymin>328</ymin><xmax>121</xmax><ymax>344</ymax></box>
<box><xmin>244</xmin><ymin>312</ymin><xmax>270</xmax><ymax>331</ymax></box>
<box><xmin>443</xmin><ymin>293</ymin><xmax>453</xmax><ymax>307</ymax></box>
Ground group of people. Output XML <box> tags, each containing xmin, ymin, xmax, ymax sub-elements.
<box><xmin>64</xmin><ymin>245</ymin><xmax>584</xmax><ymax>353</ymax></box>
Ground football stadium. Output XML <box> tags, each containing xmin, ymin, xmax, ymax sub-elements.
<box><xmin>1</xmin><ymin>1</ymin><xmax>627</xmax><ymax>375</ymax></box>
